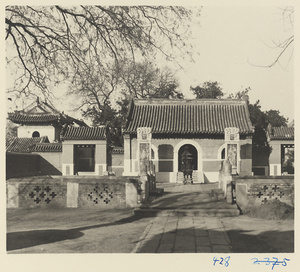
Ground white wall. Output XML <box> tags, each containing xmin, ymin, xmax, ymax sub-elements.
<box><xmin>18</xmin><ymin>125</ymin><xmax>55</xmax><ymax>142</ymax></box>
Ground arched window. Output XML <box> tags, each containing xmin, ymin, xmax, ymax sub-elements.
<box><xmin>221</xmin><ymin>148</ymin><xmax>226</xmax><ymax>160</ymax></box>
<box><xmin>32</xmin><ymin>131</ymin><xmax>40</xmax><ymax>137</ymax></box>
<box><xmin>158</xmin><ymin>144</ymin><xmax>173</xmax><ymax>172</ymax></box>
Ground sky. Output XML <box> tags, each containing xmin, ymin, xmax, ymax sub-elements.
<box><xmin>175</xmin><ymin>6</ymin><xmax>294</xmax><ymax>121</ymax></box>
<box><xmin>5</xmin><ymin>4</ymin><xmax>295</xmax><ymax>123</ymax></box>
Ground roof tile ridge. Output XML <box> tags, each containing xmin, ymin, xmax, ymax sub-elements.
<box><xmin>134</xmin><ymin>98</ymin><xmax>246</xmax><ymax>105</ymax></box>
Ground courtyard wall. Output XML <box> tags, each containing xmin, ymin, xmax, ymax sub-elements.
<box><xmin>7</xmin><ymin>176</ymin><xmax>141</xmax><ymax>209</ymax></box>
<box><xmin>234</xmin><ymin>176</ymin><xmax>294</xmax><ymax>213</ymax></box>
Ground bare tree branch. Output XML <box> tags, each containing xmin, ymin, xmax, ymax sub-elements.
<box><xmin>248</xmin><ymin>6</ymin><xmax>294</xmax><ymax>68</ymax></box>
<box><xmin>6</xmin><ymin>5</ymin><xmax>198</xmax><ymax>98</ymax></box>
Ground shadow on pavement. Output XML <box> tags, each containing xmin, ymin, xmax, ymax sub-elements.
<box><xmin>7</xmin><ymin>229</ymin><xmax>84</xmax><ymax>251</ymax></box>
<box><xmin>137</xmin><ymin>227</ymin><xmax>294</xmax><ymax>253</ymax></box>
<box><xmin>147</xmin><ymin>192</ymin><xmax>225</xmax><ymax>209</ymax></box>
<box><xmin>7</xmin><ymin>213</ymin><xmax>149</xmax><ymax>251</ymax></box>
<box><xmin>226</xmin><ymin>229</ymin><xmax>294</xmax><ymax>253</ymax></box>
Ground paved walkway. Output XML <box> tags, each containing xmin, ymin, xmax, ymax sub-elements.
<box><xmin>133</xmin><ymin>215</ymin><xmax>231</xmax><ymax>253</ymax></box>
<box><xmin>132</xmin><ymin>183</ymin><xmax>235</xmax><ymax>253</ymax></box>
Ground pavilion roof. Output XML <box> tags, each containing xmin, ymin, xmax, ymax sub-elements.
<box><xmin>8</xmin><ymin>98</ymin><xmax>87</xmax><ymax>127</ymax></box>
<box><xmin>8</xmin><ymin>113</ymin><xmax>61</xmax><ymax>124</ymax></box>
<box><xmin>124</xmin><ymin>98</ymin><xmax>254</xmax><ymax>135</ymax></box>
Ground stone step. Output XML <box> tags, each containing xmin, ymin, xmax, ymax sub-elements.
<box><xmin>134</xmin><ymin>207</ymin><xmax>240</xmax><ymax>217</ymax></box>
<box><xmin>145</xmin><ymin>200</ymin><xmax>237</xmax><ymax>209</ymax></box>
<box><xmin>151</xmin><ymin>197</ymin><xmax>226</xmax><ymax>206</ymax></box>
<box><xmin>176</xmin><ymin>172</ymin><xmax>205</xmax><ymax>184</ymax></box>
<box><xmin>152</xmin><ymin>190</ymin><xmax>225</xmax><ymax>199</ymax></box>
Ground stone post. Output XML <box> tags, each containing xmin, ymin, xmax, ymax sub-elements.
<box><xmin>123</xmin><ymin>134</ymin><xmax>132</xmax><ymax>176</ymax></box>
<box><xmin>137</xmin><ymin>127</ymin><xmax>152</xmax><ymax>203</ymax></box>
<box><xmin>218</xmin><ymin>159</ymin><xmax>232</xmax><ymax>198</ymax></box>
<box><xmin>224</xmin><ymin>127</ymin><xmax>240</xmax><ymax>175</ymax></box>
<box><xmin>219</xmin><ymin>127</ymin><xmax>239</xmax><ymax>199</ymax></box>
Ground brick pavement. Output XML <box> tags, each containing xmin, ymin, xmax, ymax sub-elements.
<box><xmin>133</xmin><ymin>215</ymin><xmax>232</xmax><ymax>253</ymax></box>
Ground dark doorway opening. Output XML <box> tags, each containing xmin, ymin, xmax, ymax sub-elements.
<box><xmin>74</xmin><ymin>145</ymin><xmax>95</xmax><ymax>173</ymax></box>
<box><xmin>178</xmin><ymin>144</ymin><xmax>197</xmax><ymax>172</ymax></box>
<box><xmin>281</xmin><ymin>144</ymin><xmax>294</xmax><ymax>174</ymax></box>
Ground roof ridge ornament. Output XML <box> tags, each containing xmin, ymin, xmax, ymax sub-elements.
<box><xmin>137</xmin><ymin>127</ymin><xmax>152</xmax><ymax>141</ymax></box>
<box><xmin>224</xmin><ymin>127</ymin><xmax>240</xmax><ymax>142</ymax></box>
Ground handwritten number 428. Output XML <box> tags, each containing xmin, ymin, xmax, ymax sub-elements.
<box><xmin>213</xmin><ymin>257</ymin><xmax>230</xmax><ymax>267</ymax></box>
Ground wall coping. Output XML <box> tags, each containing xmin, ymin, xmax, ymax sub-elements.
<box><xmin>234</xmin><ymin>178</ymin><xmax>294</xmax><ymax>185</ymax></box>
<box><xmin>234</xmin><ymin>175</ymin><xmax>294</xmax><ymax>180</ymax></box>
<box><xmin>6</xmin><ymin>176</ymin><xmax>139</xmax><ymax>184</ymax></box>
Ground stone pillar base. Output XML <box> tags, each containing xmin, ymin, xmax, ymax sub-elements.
<box><xmin>67</xmin><ymin>182</ymin><xmax>78</xmax><ymax>207</ymax></box>
<box><xmin>270</xmin><ymin>164</ymin><xmax>281</xmax><ymax>176</ymax></box>
<box><xmin>62</xmin><ymin>164</ymin><xmax>74</xmax><ymax>176</ymax></box>
<box><xmin>95</xmin><ymin>164</ymin><xmax>107</xmax><ymax>176</ymax></box>
<box><xmin>7</xmin><ymin>183</ymin><xmax>19</xmax><ymax>208</ymax></box>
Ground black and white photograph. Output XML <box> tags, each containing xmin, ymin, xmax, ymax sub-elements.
<box><xmin>3</xmin><ymin>0</ymin><xmax>297</xmax><ymax>271</ymax></box>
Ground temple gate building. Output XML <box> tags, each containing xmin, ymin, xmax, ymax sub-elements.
<box><xmin>123</xmin><ymin>98</ymin><xmax>254</xmax><ymax>183</ymax></box>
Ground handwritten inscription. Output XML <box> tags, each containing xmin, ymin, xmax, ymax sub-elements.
<box><xmin>213</xmin><ymin>256</ymin><xmax>230</xmax><ymax>267</ymax></box>
<box><xmin>252</xmin><ymin>257</ymin><xmax>290</xmax><ymax>270</ymax></box>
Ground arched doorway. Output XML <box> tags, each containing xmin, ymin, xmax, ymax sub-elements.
<box><xmin>178</xmin><ymin>144</ymin><xmax>198</xmax><ymax>172</ymax></box>
<box><xmin>174</xmin><ymin>140</ymin><xmax>203</xmax><ymax>173</ymax></box>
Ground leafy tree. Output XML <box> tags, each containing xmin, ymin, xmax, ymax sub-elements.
<box><xmin>84</xmin><ymin>103</ymin><xmax>124</xmax><ymax>147</ymax></box>
<box><xmin>228</xmin><ymin>87</ymin><xmax>288</xmax><ymax>167</ymax></box>
<box><xmin>265</xmin><ymin>110</ymin><xmax>288</xmax><ymax>127</ymax></box>
<box><xmin>69</xmin><ymin>59</ymin><xmax>183</xmax><ymax>146</ymax></box>
<box><xmin>190</xmin><ymin>81</ymin><xmax>223</xmax><ymax>99</ymax></box>
<box><xmin>70</xmin><ymin>59</ymin><xmax>122</xmax><ymax>119</ymax></box>
<box><xmin>68</xmin><ymin>59</ymin><xmax>123</xmax><ymax>146</ymax></box>
<box><xmin>115</xmin><ymin>62</ymin><xmax>183</xmax><ymax>145</ymax></box>
<box><xmin>120</xmin><ymin>60</ymin><xmax>182</xmax><ymax>99</ymax></box>
<box><xmin>117</xmin><ymin>61</ymin><xmax>183</xmax><ymax>132</ymax></box>
<box><xmin>248</xmin><ymin>100</ymin><xmax>271</xmax><ymax>166</ymax></box>
<box><xmin>6</xmin><ymin>120</ymin><xmax>18</xmax><ymax>138</ymax></box>
<box><xmin>228</xmin><ymin>87</ymin><xmax>251</xmax><ymax>100</ymax></box>
<box><xmin>6</xmin><ymin>5</ymin><xmax>198</xmax><ymax>98</ymax></box>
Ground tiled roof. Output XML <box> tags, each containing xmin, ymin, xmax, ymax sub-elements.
<box><xmin>8</xmin><ymin>112</ymin><xmax>87</xmax><ymax>127</ymax></box>
<box><xmin>8</xmin><ymin>98</ymin><xmax>87</xmax><ymax>126</ymax></box>
<box><xmin>269</xmin><ymin>126</ymin><xmax>294</xmax><ymax>140</ymax></box>
<box><xmin>6</xmin><ymin>137</ymin><xmax>16</xmax><ymax>150</ymax></box>
<box><xmin>32</xmin><ymin>143</ymin><xmax>62</xmax><ymax>152</ymax></box>
<box><xmin>8</xmin><ymin>113</ymin><xmax>60</xmax><ymax>124</ymax></box>
<box><xmin>124</xmin><ymin>99</ymin><xmax>254</xmax><ymax>135</ymax></box>
<box><xmin>61</xmin><ymin>126</ymin><xmax>107</xmax><ymax>140</ymax></box>
<box><xmin>6</xmin><ymin>136</ymin><xmax>49</xmax><ymax>153</ymax></box>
